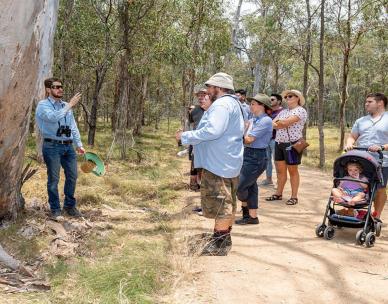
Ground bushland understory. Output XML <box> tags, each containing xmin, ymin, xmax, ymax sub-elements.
<box><xmin>0</xmin><ymin>124</ymin><xmax>347</xmax><ymax>303</ymax></box>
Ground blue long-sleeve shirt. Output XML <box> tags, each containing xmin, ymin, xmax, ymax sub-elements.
<box><xmin>181</xmin><ymin>94</ymin><xmax>244</xmax><ymax>178</ymax></box>
<box><xmin>35</xmin><ymin>97</ymin><xmax>83</xmax><ymax>147</ymax></box>
<box><xmin>245</xmin><ymin>114</ymin><xmax>273</xmax><ymax>149</ymax></box>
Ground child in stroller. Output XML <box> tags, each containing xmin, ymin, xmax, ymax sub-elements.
<box><xmin>332</xmin><ymin>161</ymin><xmax>368</xmax><ymax>217</ymax></box>
<box><xmin>316</xmin><ymin>148</ymin><xmax>384</xmax><ymax>247</ymax></box>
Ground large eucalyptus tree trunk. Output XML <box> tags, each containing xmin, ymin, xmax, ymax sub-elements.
<box><xmin>0</xmin><ymin>0</ymin><xmax>59</xmax><ymax>220</ymax></box>
<box><xmin>317</xmin><ymin>0</ymin><xmax>326</xmax><ymax>168</ymax></box>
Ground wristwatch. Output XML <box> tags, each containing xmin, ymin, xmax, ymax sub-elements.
<box><xmin>381</xmin><ymin>145</ymin><xmax>385</xmax><ymax>151</ymax></box>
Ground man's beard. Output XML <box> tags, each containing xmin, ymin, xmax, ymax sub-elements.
<box><xmin>52</xmin><ymin>92</ymin><xmax>63</xmax><ymax>99</ymax></box>
<box><xmin>209</xmin><ymin>94</ymin><xmax>217</xmax><ymax>102</ymax></box>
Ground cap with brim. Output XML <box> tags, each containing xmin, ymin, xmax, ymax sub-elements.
<box><xmin>247</xmin><ymin>93</ymin><xmax>272</xmax><ymax>109</ymax></box>
<box><xmin>82</xmin><ymin>152</ymin><xmax>105</xmax><ymax>176</ymax></box>
<box><xmin>194</xmin><ymin>86</ymin><xmax>207</xmax><ymax>95</ymax></box>
<box><xmin>282</xmin><ymin>89</ymin><xmax>305</xmax><ymax>106</ymax></box>
<box><xmin>205</xmin><ymin>72</ymin><xmax>234</xmax><ymax>90</ymax></box>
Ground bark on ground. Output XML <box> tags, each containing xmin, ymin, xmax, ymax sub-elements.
<box><xmin>173</xmin><ymin>165</ymin><xmax>388</xmax><ymax>304</ymax></box>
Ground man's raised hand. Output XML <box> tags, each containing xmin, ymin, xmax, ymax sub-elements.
<box><xmin>69</xmin><ymin>92</ymin><xmax>82</xmax><ymax>108</ymax></box>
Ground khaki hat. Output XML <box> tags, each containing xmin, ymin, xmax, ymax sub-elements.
<box><xmin>282</xmin><ymin>89</ymin><xmax>305</xmax><ymax>106</ymax></box>
<box><xmin>205</xmin><ymin>72</ymin><xmax>234</xmax><ymax>90</ymax></box>
<box><xmin>247</xmin><ymin>93</ymin><xmax>272</xmax><ymax>109</ymax></box>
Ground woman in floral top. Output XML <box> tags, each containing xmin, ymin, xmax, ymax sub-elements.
<box><xmin>265</xmin><ymin>89</ymin><xmax>308</xmax><ymax>205</ymax></box>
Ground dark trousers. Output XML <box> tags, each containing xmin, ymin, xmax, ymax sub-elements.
<box><xmin>237</xmin><ymin>147</ymin><xmax>267</xmax><ymax>209</ymax></box>
<box><xmin>42</xmin><ymin>141</ymin><xmax>78</xmax><ymax>211</ymax></box>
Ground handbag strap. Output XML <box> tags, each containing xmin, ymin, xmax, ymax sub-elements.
<box><xmin>286</xmin><ymin>127</ymin><xmax>293</xmax><ymax>146</ymax></box>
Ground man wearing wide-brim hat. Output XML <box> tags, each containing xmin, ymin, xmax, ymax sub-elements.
<box><xmin>176</xmin><ymin>72</ymin><xmax>244</xmax><ymax>256</ymax></box>
<box><xmin>235</xmin><ymin>94</ymin><xmax>273</xmax><ymax>225</ymax></box>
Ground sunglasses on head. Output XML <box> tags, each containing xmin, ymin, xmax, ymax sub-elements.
<box><xmin>51</xmin><ymin>85</ymin><xmax>63</xmax><ymax>90</ymax></box>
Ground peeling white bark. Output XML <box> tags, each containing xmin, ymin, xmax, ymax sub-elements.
<box><xmin>0</xmin><ymin>0</ymin><xmax>59</xmax><ymax>219</ymax></box>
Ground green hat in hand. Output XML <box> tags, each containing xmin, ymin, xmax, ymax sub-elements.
<box><xmin>81</xmin><ymin>152</ymin><xmax>105</xmax><ymax>176</ymax></box>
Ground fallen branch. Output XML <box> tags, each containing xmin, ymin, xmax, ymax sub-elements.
<box><xmin>0</xmin><ymin>244</ymin><xmax>33</xmax><ymax>277</ymax></box>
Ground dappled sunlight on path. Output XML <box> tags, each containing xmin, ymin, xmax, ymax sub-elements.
<box><xmin>174</xmin><ymin>165</ymin><xmax>388</xmax><ymax>304</ymax></box>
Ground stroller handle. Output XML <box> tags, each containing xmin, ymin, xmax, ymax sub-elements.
<box><xmin>349</xmin><ymin>146</ymin><xmax>384</xmax><ymax>160</ymax></box>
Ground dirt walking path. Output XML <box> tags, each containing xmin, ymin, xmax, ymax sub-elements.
<box><xmin>173</xmin><ymin>165</ymin><xmax>388</xmax><ymax>304</ymax></box>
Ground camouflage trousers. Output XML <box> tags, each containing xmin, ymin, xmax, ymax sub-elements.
<box><xmin>200</xmin><ymin>169</ymin><xmax>239</xmax><ymax>219</ymax></box>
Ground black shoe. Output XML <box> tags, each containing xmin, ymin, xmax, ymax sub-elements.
<box><xmin>201</xmin><ymin>233</ymin><xmax>231</xmax><ymax>256</ymax></box>
<box><xmin>235</xmin><ymin>216</ymin><xmax>259</xmax><ymax>225</ymax></box>
<box><xmin>189</xmin><ymin>183</ymin><xmax>200</xmax><ymax>191</ymax></box>
<box><xmin>192</xmin><ymin>206</ymin><xmax>202</xmax><ymax>212</ymax></box>
<box><xmin>49</xmin><ymin>209</ymin><xmax>62</xmax><ymax>220</ymax></box>
<box><xmin>63</xmin><ymin>207</ymin><xmax>82</xmax><ymax>217</ymax></box>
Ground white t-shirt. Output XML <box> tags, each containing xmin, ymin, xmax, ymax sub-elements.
<box><xmin>275</xmin><ymin>106</ymin><xmax>308</xmax><ymax>143</ymax></box>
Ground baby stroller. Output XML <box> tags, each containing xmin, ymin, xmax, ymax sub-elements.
<box><xmin>315</xmin><ymin>147</ymin><xmax>384</xmax><ymax>247</ymax></box>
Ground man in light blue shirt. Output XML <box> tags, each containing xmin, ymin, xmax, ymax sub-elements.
<box><xmin>176</xmin><ymin>72</ymin><xmax>244</xmax><ymax>256</ymax></box>
<box><xmin>345</xmin><ymin>93</ymin><xmax>388</xmax><ymax>220</ymax></box>
<box><xmin>36</xmin><ymin>77</ymin><xmax>85</xmax><ymax>219</ymax></box>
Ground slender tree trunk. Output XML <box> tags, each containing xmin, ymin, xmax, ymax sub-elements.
<box><xmin>88</xmin><ymin>67</ymin><xmax>108</xmax><ymax>145</ymax></box>
<box><xmin>134</xmin><ymin>74</ymin><xmax>148</xmax><ymax>135</ymax></box>
<box><xmin>317</xmin><ymin>0</ymin><xmax>326</xmax><ymax>168</ymax></box>
<box><xmin>253</xmin><ymin>7</ymin><xmax>268</xmax><ymax>94</ymax></box>
<box><xmin>114</xmin><ymin>0</ymin><xmax>130</xmax><ymax>159</ymax></box>
<box><xmin>338</xmin><ymin>0</ymin><xmax>352</xmax><ymax>152</ymax></box>
<box><xmin>302</xmin><ymin>0</ymin><xmax>312</xmax><ymax>155</ymax></box>
<box><xmin>225</xmin><ymin>0</ymin><xmax>243</xmax><ymax>65</ymax></box>
<box><xmin>0</xmin><ymin>1</ymin><xmax>59</xmax><ymax>220</ymax></box>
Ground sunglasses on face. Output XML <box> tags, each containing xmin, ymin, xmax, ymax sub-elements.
<box><xmin>270</xmin><ymin>98</ymin><xmax>277</xmax><ymax>101</ymax></box>
<box><xmin>51</xmin><ymin>85</ymin><xmax>63</xmax><ymax>90</ymax></box>
<box><xmin>285</xmin><ymin>95</ymin><xmax>296</xmax><ymax>99</ymax></box>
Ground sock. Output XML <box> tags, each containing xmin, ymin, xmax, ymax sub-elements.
<box><xmin>242</xmin><ymin>206</ymin><xmax>249</xmax><ymax>218</ymax></box>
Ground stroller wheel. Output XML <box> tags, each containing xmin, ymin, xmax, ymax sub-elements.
<box><xmin>323</xmin><ymin>226</ymin><xmax>335</xmax><ymax>240</ymax></box>
<box><xmin>375</xmin><ymin>222</ymin><xmax>382</xmax><ymax>237</ymax></box>
<box><xmin>356</xmin><ymin>230</ymin><xmax>366</xmax><ymax>245</ymax></box>
<box><xmin>315</xmin><ymin>224</ymin><xmax>326</xmax><ymax>237</ymax></box>
<box><xmin>365</xmin><ymin>232</ymin><xmax>376</xmax><ymax>248</ymax></box>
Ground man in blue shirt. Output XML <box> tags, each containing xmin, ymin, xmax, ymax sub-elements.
<box><xmin>176</xmin><ymin>72</ymin><xmax>244</xmax><ymax>256</ymax></box>
<box><xmin>36</xmin><ymin>78</ymin><xmax>85</xmax><ymax>219</ymax></box>
<box><xmin>345</xmin><ymin>93</ymin><xmax>388</xmax><ymax>220</ymax></box>
<box><xmin>235</xmin><ymin>89</ymin><xmax>250</xmax><ymax>120</ymax></box>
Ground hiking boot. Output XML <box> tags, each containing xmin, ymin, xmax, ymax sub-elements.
<box><xmin>63</xmin><ymin>207</ymin><xmax>82</xmax><ymax>217</ymax></box>
<box><xmin>201</xmin><ymin>233</ymin><xmax>231</xmax><ymax>256</ymax></box>
<box><xmin>189</xmin><ymin>183</ymin><xmax>200</xmax><ymax>191</ymax></box>
<box><xmin>49</xmin><ymin>209</ymin><xmax>62</xmax><ymax>220</ymax></box>
<box><xmin>235</xmin><ymin>216</ymin><xmax>259</xmax><ymax>225</ymax></box>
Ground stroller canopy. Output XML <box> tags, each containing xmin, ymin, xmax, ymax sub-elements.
<box><xmin>333</xmin><ymin>150</ymin><xmax>383</xmax><ymax>183</ymax></box>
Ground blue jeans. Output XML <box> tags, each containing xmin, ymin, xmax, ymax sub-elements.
<box><xmin>265</xmin><ymin>139</ymin><xmax>276</xmax><ymax>178</ymax></box>
<box><xmin>237</xmin><ymin>148</ymin><xmax>268</xmax><ymax>209</ymax></box>
<box><xmin>42</xmin><ymin>141</ymin><xmax>78</xmax><ymax>211</ymax></box>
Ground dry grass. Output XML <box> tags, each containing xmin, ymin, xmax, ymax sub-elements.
<box><xmin>2</xmin><ymin>122</ymin><xmax>355</xmax><ymax>303</ymax></box>
<box><xmin>304</xmin><ymin>126</ymin><xmax>348</xmax><ymax>170</ymax></box>
<box><xmin>1</xmin><ymin>121</ymin><xmax>190</xmax><ymax>303</ymax></box>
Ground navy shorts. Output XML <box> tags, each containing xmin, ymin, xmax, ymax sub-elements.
<box><xmin>274</xmin><ymin>142</ymin><xmax>303</xmax><ymax>165</ymax></box>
